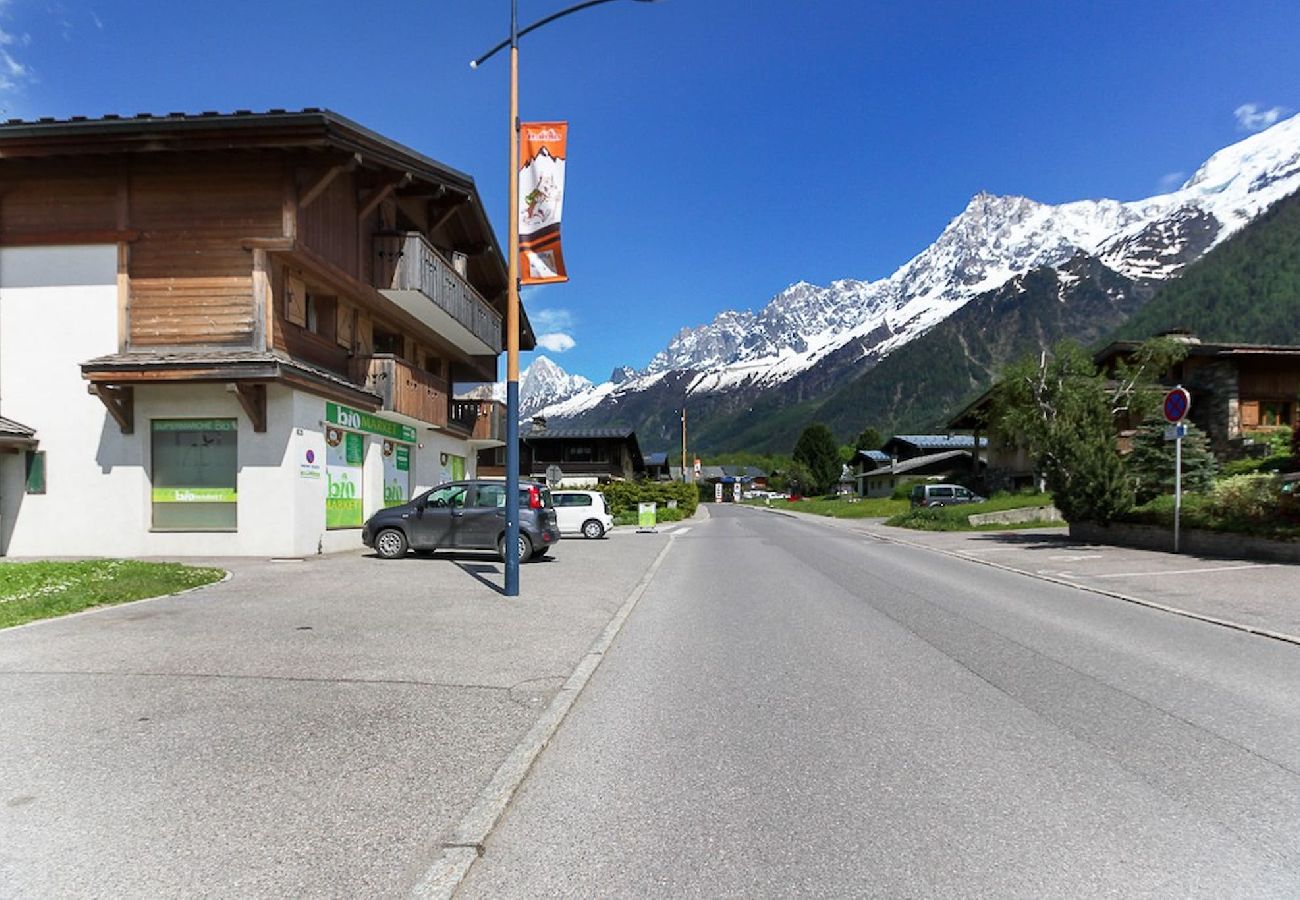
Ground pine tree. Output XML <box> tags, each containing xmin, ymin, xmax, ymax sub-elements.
<box><xmin>792</xmin><ymin>423</ymin><xmax>842</xmax><ymax>495</ymax></box>
<box><xmin>1126</xmin><ymin>417</ymin><xmax>1217</xmax><ymax>504</ymax></box>
<box><xmin>855</xmin><ymin>427</ymin><xmax>884</xmax><ymax>452</ymax></box>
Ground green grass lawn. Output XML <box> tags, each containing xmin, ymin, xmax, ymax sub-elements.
<box><xmin>0</xmin><ymin>560</ymin><xmax>227</xmax><ymax>629</ymax></box>
<box><xmin>744</xmin><ymin>496</ymin><xmax>910</xmax><ymax>518</ymax></box>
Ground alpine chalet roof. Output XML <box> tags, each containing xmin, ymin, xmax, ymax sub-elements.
<box><xmin>858</xmin><ymin>449</ymin><xmax>974</xmax><ymax>478</ymax></box>
<box><xmin>522</xmin><ymin>426</ymin><xmax>637</xmax><ymax>441</ymax></box>
<box><xmin>885</xmin><ymin>434</ymin><xmax>989</xmax><ymax>451</ymax></box>
<box><xmin>0</xmin><ymin>416</ymin><xmax>37</xmax><ymax>444</ymax></box>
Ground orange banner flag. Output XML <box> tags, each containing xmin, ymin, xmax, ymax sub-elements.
<box><xmin>518</xmin><ymin>121</ymin><xmax>568</xmax><ymax>284</ymax></box>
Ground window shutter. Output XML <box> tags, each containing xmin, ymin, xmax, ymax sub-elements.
<box><xmin>1240</xmin><ymin>400</ymin><xmax>1260</xmax><ymax>427</ymax></box>
<box><xmin>336</xmin><ymin>303</ymin><xmax>355</xmax><ymax>349</ymax></box>
<box><xmin>286</xmin><ymin>276</ymin><xmax>307</xmax><ymax>327</ymax></box>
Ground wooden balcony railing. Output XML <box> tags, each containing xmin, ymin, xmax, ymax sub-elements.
<box><xmin>373</xmin><ymin>232</ymin><xmax>503</xmax><ymax>354</ymax></box>
<box><xmin>359</xmin><ymin>354</ymin><xmax>449</xmax><ymax>428</ymax></box>
<box><xmin>446</xmin><ymin>399</ymin><xmax>506</xmax><ymax>443</ymax></box>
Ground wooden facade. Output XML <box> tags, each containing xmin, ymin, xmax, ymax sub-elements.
<box><xmin>0</xmin><ymin>111</ymin><xmax>531</xmax><ymax>434</ymax></box>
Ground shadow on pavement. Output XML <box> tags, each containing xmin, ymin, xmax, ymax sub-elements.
<box><xmin>963</xmin><ymin>531</ymin><xmax>1089</xmax><ymax>551</ymax></box>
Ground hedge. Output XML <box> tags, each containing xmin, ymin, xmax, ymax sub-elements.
<box><xmin>598</xmin><ymin>480</ymin><xmax>699</xmax><ymax>518</ymax></box>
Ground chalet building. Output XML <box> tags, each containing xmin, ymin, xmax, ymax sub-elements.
<box><xmin>856</xmin><ymin>450</ymin><xmax>984</xmax><ymax>498</ymax></box>
<box><xmin>478</xmin><ymin>423</ymin><xmax>645</xmax><ymax>486</ymax></box>
<box><xmin>643</xmin><ymin>452</ymin><xmax>672</xmax><ymax>481</ymax></box>
<box><xmin>946</xmin><ymin>334</ymin><xmax>1300</xmax><ymax>493</ymax></box>
<box><xmin>0</xmin><ymin>110</ymin><xmax>526</xmax><ymax>557</ymax></box>
<box><xmin>1095</xmin><ymin>335</ymin><xmax>1300</xmax><ymax>458</ymax></box>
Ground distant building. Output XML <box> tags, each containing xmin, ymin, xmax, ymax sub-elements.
<box><xmin>856</xmin><ymin>450</ymin><xmax>983</xmax><ymax>499</ymax></box>
<box><xmin>643</xmin><ymin>451</ymin><xmax>672</xmax><ymax>481</ymax></box>
<box><xmin>478</xmin><ymin>424</ymin><xmax>645</xmax><ymax>486</ymax></box>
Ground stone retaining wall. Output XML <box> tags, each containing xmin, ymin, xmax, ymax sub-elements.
<box><xmin>1070</xmin><ymin>521</ymin><xmax>1300</xmax><ymax>564</ymax></box>
<box><xmin>967</xmin><ymin>505</ymin><xmax>1063</xmax><ymax>526</ymax></box>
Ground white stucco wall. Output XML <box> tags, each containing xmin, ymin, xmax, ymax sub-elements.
<box><xmin>0</xmin><ymin>244</ymin><xmax>479</xmax><ymax>559</ymax></box>
<box><xmin>1</xmin><ymin>245</ymin><xmax>122</xmax><ymax>557</ymax></box>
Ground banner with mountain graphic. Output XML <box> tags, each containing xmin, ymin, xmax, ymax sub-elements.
<box><xmin>518</xmin><ymin>121</ymin><xmax>568</xmax><ymax>284</ymax></box>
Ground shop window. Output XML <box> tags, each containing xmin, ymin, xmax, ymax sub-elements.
<box><xmin>151</xmin><ymin>420</ymin><xmax>237</xmax><ymax>531</ymax></box>
<box><xmin>25</xmin><ymin>450</ymin><xmax>46</xmax><ymax>494</ymax></box>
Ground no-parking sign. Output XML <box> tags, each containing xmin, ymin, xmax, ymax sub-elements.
<box><xmin>1162</xmin><ymin>386</ymin><xmax>1191</xmax><ymax>423</ymax></box>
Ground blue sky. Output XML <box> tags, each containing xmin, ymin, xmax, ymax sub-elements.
<box><xmin>2</xmin><ymin>1</ymin><xmax>1297</xmax><ymax>384</ymax></box>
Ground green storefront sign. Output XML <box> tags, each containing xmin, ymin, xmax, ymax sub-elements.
<box><xmin>326</xmin><ymin>429</ymin><xmax>366</xmax><ymax>528</ymax></box>
<box><xmin>152</xmin><ymin>487</ymin><xmax>238</xmax><ymax>503</ymax></box>
<box><xmin>326</xmin><ymin>402</ymin><xmax>417</xmax><ymax>444</ymax></box>
<box><xmin>383</xmin><ymin>442</ymin><xmax>412</xmax><ymax>507</ymax></box>
<box><xmin>152</xmin><ymin>418</ymin><xmax>237</xmax><ymax>433</ymax></box>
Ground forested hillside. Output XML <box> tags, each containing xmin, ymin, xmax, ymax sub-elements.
<box><xmin>1114</xmin><ymin>189</ymin><xmax>1300</xmax><ymax>343</ymax></box>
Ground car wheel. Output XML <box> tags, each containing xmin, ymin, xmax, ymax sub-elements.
<box><xmin>581</xmin><ymin>519</ymin><xmax>605</xmax><ymax>539</ymax></box>
<box><xmin>498</xmin><ymin>532</ymin><xmax>534</xmax><ymax>563</ymax></box>
<box><xmin>374</xmin><ymin>528</ymin><xmax>409</xmax><ymax>559</ymax></box>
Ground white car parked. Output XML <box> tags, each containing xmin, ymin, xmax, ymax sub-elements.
<box><xmin>551</xmin><ymin>490</ymin><xmax>615</xmax><ymax>539</ymax></box>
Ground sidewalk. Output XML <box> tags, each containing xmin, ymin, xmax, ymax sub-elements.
<box><xmin>0</xmin><ymin>526</ymin><xmax>683</xmax><ymax>898</ymax></box>
<box><xmin>776</xmin><ymin>510</ymin><xmax>1300</xmax><ymax>643</ymax></box>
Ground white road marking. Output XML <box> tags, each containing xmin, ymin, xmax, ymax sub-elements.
<box><xmin>1089</xmin><ymin>563</ymin><xmax>1281</xmax><ymax>579</ymax></box>
<box><xmin>1048</xmin><ymin>554</ymin><xmax>1104</xmax><ymax>562</ymax></box>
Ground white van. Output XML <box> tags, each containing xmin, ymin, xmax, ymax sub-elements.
<box><xmin>551</xmin><ymin>490</ymin><xmax>615</xmax><ymax>539</ymax></box>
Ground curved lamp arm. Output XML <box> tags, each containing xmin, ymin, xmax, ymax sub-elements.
<box><xmin>472</xmin><ymin>0</ymin><xmax>660</xmax><ymax>69</ymax></box>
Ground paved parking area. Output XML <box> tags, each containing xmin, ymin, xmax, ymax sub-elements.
<box><xmin>0</xmin><ymin>526</ymin><xmax>679</xmax><ymax>898</ymax></box>
<box><xmin>849</xmin><ymin>522</ymin><xmax>1300</xmax><ymax>641</ymax></box>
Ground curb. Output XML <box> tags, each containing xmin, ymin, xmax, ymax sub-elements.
<box><xmin>763</xmin><ymin>506</ymin><xmax>1300</xmax><ymax>647</ymax></box>
<box><xmin>410</xmin><ymin>533</ymin><xmax>678</xmax><ymax>898</ymax></box>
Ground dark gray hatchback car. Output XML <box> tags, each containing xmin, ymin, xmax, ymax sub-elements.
<box><xmin>362</xmin><ymin>479</ymin><xmax>560</xmax><ymax>562</ymax></box>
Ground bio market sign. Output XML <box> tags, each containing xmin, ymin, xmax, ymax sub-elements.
<box><xmin>326</xmin><ymin>402</ymin><xmax>417</xmax><ymax>444</ymax></box>
<box><xmin>326</xmin><ymin>426</ymin><xmax>365</xmax><ymax>529</ymax></box>
<box><xmin>382</xmin><ymin>440</ymin><xmax>412</xmax><ymax>507</ymax></box>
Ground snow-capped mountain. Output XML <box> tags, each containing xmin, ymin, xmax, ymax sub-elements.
<box><xmin>519</xmin><ymin>356</ymin><xmax>592</xmax><ymax>419</ymax></box>
<box><xmin>530</xmin><ymin>114</ymin><xmax>1300</xmax><ymax>425</ymax></box>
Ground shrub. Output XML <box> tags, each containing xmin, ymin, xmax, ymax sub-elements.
<box><xmin>1209</xmin><ymin>473</ymin><xmax>1280</xmax><ymax>522</ymax></box>
<box><xmin>598</xmin><ymin>480</ymin><xmax>698</xmax><ymax>518</ymax></box>
<box><xmin>891</xmin><ymin>479</ymin><xmax>924</xmax><ymax>501</ymax></box>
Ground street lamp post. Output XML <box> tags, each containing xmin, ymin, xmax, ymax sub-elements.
<box><xmin>472</xmin><ymin>0</ymin><xmax>657</xmax><ymax>596</ymax></box>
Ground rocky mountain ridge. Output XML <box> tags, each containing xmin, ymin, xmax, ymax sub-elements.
<box><xmin>527</xmin><ymin>114</ymin><xmax>1300</xmax><ymax>448</ymax></box>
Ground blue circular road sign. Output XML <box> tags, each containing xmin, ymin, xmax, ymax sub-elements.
<box><xmin>1163</xmin><ymin>387</ymin><xmax>1191</xmax><ymax>423</ymax></box>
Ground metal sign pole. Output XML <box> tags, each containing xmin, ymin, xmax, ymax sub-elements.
<box><xmin>1174</xmin><ymin>431</ymin><xmax>1183</xmax><ymax>554</ymax></box>
<box><xmin>1163</xmin><ymin>384</ymin><xmax>1191</xmax><ymax>556</ymax></box>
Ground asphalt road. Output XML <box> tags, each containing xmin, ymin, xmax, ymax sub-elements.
<box><xmin>459</xmin><ymin>504</ymin><xmax>1300</xmax><ymax>898</ymax></box>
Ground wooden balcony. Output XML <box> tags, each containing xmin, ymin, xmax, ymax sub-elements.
<box><xmin>373</xmin><ymin>232</ymin><xmax>503</xmax><ymax>356</ymax></box>
<box><xmin>358</xmin><ymin>354</ymin><xmax>449</xmax><ymax>428</ymax></box>
<box><xmin>451</xmin><ymin>399</ymin><xmax>507</xmax><ymax>446</ymax></box>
